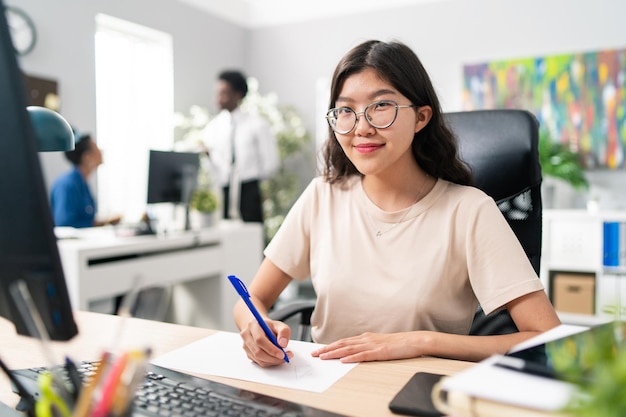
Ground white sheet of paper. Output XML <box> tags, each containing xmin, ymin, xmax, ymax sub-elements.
<box><xmin>150</xmin><ymin>332</ymin><xmax>358</xmax><ymax>392</ymax></box>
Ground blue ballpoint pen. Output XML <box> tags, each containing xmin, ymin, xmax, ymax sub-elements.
<box><xmin>228</xmin><ymin>275</ymin><xmax>290</xmax><ymax>363</ymax></box>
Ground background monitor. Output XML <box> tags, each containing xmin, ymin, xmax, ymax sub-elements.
<box><xmin>147</xmin><ymin>150</ymin><xmax>200</xmax><ymax>205</ymax></box>
<box><xmin>0</xmin><ymin>0</ymin><xmax>78</xmax><ymax>340</ymax></box>
<box><xmin>146</xmin><ymin>149</ymin><xmax>200</xmax><ymax>230</ymax></box>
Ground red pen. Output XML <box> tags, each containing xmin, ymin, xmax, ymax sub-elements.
<box><xmin>91</xmin><ymin>352</ymin><xmax>129</xmax><ymax>417</ymax></box>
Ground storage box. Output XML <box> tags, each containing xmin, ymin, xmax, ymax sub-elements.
<box><xmin>552</xmin><ymin>273</ymin><xmax>595</xmax><ymax>315</ymax></box>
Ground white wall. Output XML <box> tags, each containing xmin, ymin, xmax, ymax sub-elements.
<box><xmin>14</xmin><ymin>0</ymin><xmax>626</xmax><ymax>209</ymax></box>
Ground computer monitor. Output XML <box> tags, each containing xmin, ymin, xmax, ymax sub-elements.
<box><xmin>146</xmin><ymin>149</ymin><xmax>200</xmax><ymax>230</ymax></box>
<box><xmin>0</xmin><ymin>0</ymin><xmax>78</xmax><ymax>340</ymax></box>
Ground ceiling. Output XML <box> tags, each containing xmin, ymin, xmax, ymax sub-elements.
<box><xmin>176</xmin><ymin>0</ymin><xmax>440</xmax><ymax>28</ymax></box>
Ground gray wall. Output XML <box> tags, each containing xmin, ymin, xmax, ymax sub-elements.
<box><xmin>14</xmin><ymin>0</ymin><xmax>626</xmax><ymax>208</ymax></box>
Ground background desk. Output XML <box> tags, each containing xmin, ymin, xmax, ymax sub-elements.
<box><xmin>57</xmin><ymin>222</ymin><xmax>263</xmax><ymax>331</ymax></box>
<box><xmin>0</xmin><ymin>311</ymin><xmax>473</xmax><ymax>417</ymax></box>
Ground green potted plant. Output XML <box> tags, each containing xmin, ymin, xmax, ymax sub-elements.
<box><xmin>189</xmin><ymin>187</ymin><xmax>217</xmax><ymax>229</ymax></box>
<box><xmin>190</xmin><ymin>188</ymin><xmax>217</xmax><ymax>213</ymax></box>
<box><xmin>189</xmin><ymin>154</ymin><xmax>218</xmax><ymax>228</ymax></box>
<box><xmin>539</xmin><ymin>128</ymin><xmax>589</xmax><ymax>209</ymax></box>
<box><xmin>539</xmin><ymin>128</ymin><xmax>589</xmax><ymax>191</ymax></box>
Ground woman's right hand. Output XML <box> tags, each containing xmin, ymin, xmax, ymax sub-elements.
<box><xmin>238</xmin><ymin>317</ymin><xmax>293</xmax><ymax>367</ymax></box>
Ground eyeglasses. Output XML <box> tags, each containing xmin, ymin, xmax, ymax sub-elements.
<box><xmin>326</xmin><ymin>100</ymin><xmax>416</xmax><ymax>135</ymax></box>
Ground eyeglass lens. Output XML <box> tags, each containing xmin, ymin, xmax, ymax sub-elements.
<box><xmin>327</xmin><ymin>100</ymin><xmax>400</xmax><ymax>134</ymax></box>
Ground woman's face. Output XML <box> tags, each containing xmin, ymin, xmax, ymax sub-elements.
<box><xmin>84</xmin><ymin>138</ymin><xmax>103</xmax><ymax>168</ymax></box>
<box><xmin>332</xmin><ymin>68</ymin><xmax>431</xmax><ymax>177</ymax></box>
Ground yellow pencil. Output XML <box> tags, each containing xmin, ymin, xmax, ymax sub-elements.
<box><xmin>71</xmin><ymin>352</ymin><xmax>110</xmax><ymax>417</ymax></box>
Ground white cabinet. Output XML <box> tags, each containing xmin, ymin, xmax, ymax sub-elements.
<box><xmin>597</xmin><ymin>270</ymin><xmax>626</xmax><ymax>318</ymax></box>
<box><xmin>541</xmin><ymin>209</ymin><xmax>626</xmax><ymax>321</ymax></box>
<box><xmin>544</xmin><ymin>215</ymin><xmax>600</xmax><ymax>271</ymax></box>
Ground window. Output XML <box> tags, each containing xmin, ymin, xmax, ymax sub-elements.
<box><xmin>95</xmin><ymin>14</ymin><xmax>173</xmax><ymax>221</ymax></box>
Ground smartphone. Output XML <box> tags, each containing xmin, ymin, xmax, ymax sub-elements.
<box><xmin>388</xmin><ymin>372</ymin><xmax>444</xmax><ymax>416</ymax></box>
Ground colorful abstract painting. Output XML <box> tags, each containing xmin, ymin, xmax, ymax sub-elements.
<box><xmin>462</xmin><ymin>48</ymin><xmax>626</xmax><ymax>169</ymax></box>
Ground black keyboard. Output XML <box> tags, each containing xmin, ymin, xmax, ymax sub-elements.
<box><xmin>10</xmin><ymin>361</ymin><xmax>344</xmax><ymax>417</ymax></box>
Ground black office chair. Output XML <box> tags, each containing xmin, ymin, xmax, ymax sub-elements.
<box><xmin>448</xmin><ymin>109</ymin><xmax>542</xmax><ymax>335</ymax></box>
<box><xmin>270</xmin><ymin>109</ymin><xmax>543</xmax><ymax>340</ymax></box>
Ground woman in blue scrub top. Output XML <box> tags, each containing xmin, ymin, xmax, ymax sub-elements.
<box><xmin>50</xmin><ymin>131</ymin><xmax>121</xmax><ymax>228</ymax></box>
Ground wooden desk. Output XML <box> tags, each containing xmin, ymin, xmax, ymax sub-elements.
<box><xmin>57</xmin><ymin>222</ymin><xmax>263</xmax><ymax>331</ymax></box>
<box><xmin>0</xmin><ymin>311</ymin><xmax>473</xmax><ymax>417</ymax></box>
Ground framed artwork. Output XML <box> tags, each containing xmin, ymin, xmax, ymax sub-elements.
<box><xmin>462</xmin><ymin>48</ymin><xmax>626</xmax><ymax>169</ymax></box>
<box><xmin>22</xmin><ymin>73</ymin><xmax>59</xmax><ymax>111</ymax></box>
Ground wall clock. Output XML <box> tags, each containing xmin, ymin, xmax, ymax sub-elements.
<box><xmin>5</xmin><ymin>5</ymin><xmax>37</xmax><ymax>56</ymax></box>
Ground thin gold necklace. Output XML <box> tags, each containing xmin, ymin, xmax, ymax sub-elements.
<box><xmin>365</xmin><ymin>174</ymin><xmax>430</xmax><ymax>237</ymax></box>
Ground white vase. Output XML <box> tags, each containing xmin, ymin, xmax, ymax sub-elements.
<box><xmin>190</xmin><ymin>210</ymin><xmax>214</xmax><ymax>230</ymax></box>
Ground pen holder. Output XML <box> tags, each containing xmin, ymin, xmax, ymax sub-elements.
<box><xmin>73</xmin><ymin>348</ymin><xmax>149</xmax><ymax>417</ymax></box>
<box><xmin>102</xmin><ymin>399</ymin><xmax>134</xmax><ymax>417</ymax></box>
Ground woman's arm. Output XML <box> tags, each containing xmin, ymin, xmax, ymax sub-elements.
<box><xmin>233</xmin><ymin>258</ymin><xmax>295</xmax><ymax>367</ymax></box>
<box><xmin>312</xmin><ymin>290</ymin><xmax>561</xmax><ymax>363</ymax></box>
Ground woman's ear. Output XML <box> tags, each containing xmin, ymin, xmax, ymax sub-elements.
<box><xmin>415</xmin><ymin>106</ymin><xmax>433</xmax><ymax>132</ymax></box>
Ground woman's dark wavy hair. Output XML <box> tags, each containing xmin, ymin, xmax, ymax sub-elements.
<box><xmin>322</xmin><ymin>40</ymin><xmax>472</xmax><ymax>185</ymax></box>
<box><xmin>64</xmin><ymin>130</ymin><xmax>92</xmax><ymax>166</ymax></box>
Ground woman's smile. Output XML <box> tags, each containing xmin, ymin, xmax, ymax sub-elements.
<box><xmin>354</xmin><ymin>142</ymin><xmax>385</xmax><ymax>153</ymax></box>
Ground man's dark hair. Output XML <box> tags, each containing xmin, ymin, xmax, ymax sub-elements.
<box><xmin>218</xmin><ymin>70</ymin><xmax>248</xmax><ymax>98</ymax></box>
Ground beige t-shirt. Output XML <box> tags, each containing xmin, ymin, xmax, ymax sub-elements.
<box><xmin>264</xmin><ymin>176</ymin><xmax>544</xmax><ymax>344</ymax></box>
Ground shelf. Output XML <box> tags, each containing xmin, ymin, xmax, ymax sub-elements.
<box><xmin>603</xmin><ymin>266</ymin><xmax>626</xmax><ymax>275</ymax></box>
<box><xmin>542</xmin><ymin>209</ymin><xmax>626</xmax><ymax>318</ymax></box>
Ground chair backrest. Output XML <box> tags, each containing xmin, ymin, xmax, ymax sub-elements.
<box><xmin>444</xmin><ymin>109</ymin><xmax>542</xmax><ymax>335</ymax></box>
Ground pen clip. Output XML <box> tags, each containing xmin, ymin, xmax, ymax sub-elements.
<box><xmin>227</xmin><ymin>275</ymin><xmax>250</xmax><ymax>298</ymax></box>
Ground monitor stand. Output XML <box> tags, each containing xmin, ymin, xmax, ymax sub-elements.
<box><xmin>183</xmin><ymin>202</ymin><xmax>191</xmax><ymax>231</ymax></box>
<box><xmin>181</xmin><ymin>164</ymin><xmax>198</xmax><ymax>232</ymax></box>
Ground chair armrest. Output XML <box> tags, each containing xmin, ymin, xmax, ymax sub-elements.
<box><xmin>269</xmin><ymin>299</ymin><xmax>315</xmax><ymax>341</ymax></box>
<box><xmin>269</xmin><ymin>299</ymin><xmax>315</xmax><ymax>323</ymax></box>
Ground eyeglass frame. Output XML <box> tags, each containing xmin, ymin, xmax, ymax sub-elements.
<box><xmin>325</xmin><ymin>100</ymin><xmax>417</xmax><ymax>135</ymax></box>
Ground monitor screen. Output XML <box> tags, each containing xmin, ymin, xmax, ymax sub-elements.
<box><xmin>146</xmin><ymin>149</ymin><xmax>200</xmax><ymax>205</ymax></box>
<box><xmin>0</xmin><ymin>1</ymin><xmax>78</xmax><ymax>340</ymax></box>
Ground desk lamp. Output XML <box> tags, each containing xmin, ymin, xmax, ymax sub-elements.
<box><xmin>26</xmin><ymin>105</ymin><xmax>74</xmax><ymax>152</ymax></box>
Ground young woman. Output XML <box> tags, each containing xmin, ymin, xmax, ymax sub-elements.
<box><xmin>50</xmin><ymin>131</ymin><xmax>121</xmax><ymax>228</ymax></box>
<box><xmin>234</xmin><ymin>39</ymin><xmax>560</xmax><ymax>367</ymax></box>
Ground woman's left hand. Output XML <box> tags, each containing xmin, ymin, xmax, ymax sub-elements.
<box><xmin>311</xmin><ymin>332</ymin><xmax>424</xmax><ymax>363</ymax></box>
